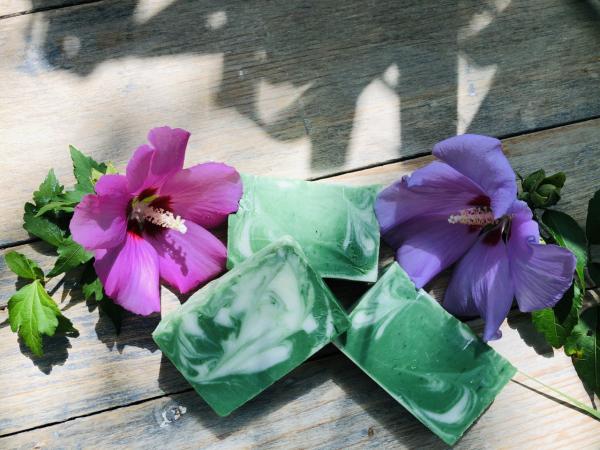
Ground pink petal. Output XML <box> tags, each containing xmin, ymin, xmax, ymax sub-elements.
<box><xmin>126</xmin><ymin>126</ymin><xmax>190</xmax><ymax>194</ymax></box>
<box><xmin>70</xmin><ymin>178</ymin><xmax>130</xmax><ymax>251</ymax></box>
<box><xmin>159</xmin><ymin>162</ymin><xmax>242</xmax><ymax>229</ymax></box>
<box><xmin>433</xmin><ymin>135</ymin><xmax>517</xmax><ymax>218</ymax></box>
<box><xmin>444</xmin><ymin>235</ymin><xmax>514</xmax><ymax>342</ymax></box>
<box><xmin>375</xmin><ymin>161</ymin><xmax>485</xmax><ymax>236</ymax></box>
<box><xmin>391</xmin><ymin>215</ymin><xmax>479</xmax><ymax>288</ymax></box>
<box><xmin>507</xmin><ymin>202</ymin><xmax>576</xmax><ymax>312</ymax></box>
<box><xmin>94</xmin><ymin>232</ymin><xmax>160</xmax><ymax>316</ymax></box>
<box><xmin>144</xmin><ymin>221</ymin><xmax>226</xmax><ymax>294</ymax></box>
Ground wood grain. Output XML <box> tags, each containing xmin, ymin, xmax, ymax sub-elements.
<box><xmin>0</xmin><ymin>119</ymin><xmax>599</xmax><ymax>438</ymax></box>
<box><xmin>1</xmin><ymin>0</ymin><xmax>600</xmax><ymax>245</ymax></box>
<box><xmin>1</xmin><ymin>314</ymin><xmax>598</xmax><ymax>449</ymax></box>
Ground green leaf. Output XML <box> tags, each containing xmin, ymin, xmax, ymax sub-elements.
<box><xmin>69</xmin><ymin>145</ymin><xmax>107</xmax><ymax>194</ymax></box>
<box><xmin>7</xmin><ymin>280</ymin><xmax>75</xmax><ymax>356</ymax></box>
<box><xmin>587</xmin><ymin>190</ymin><xmax>600</xmax><ymax>286</ymax></box>
<box><xmin>587</xmin><ymin>190</ymin><xmax>600</xmax><ymax>246</ymax></box>
<box><xmin>83</xmin><ymin>277</ymin><xmax>104</xmax><ymax>301</ymax></box>
<box><xmin>35</xmin><ymin>201</ymin><xmax>76</xmax><ymax>217</ymax></box>
<box><xmin>4</xmin><ymin>251</ymin><xmax>44</xmax><ymax>280</ymax></box>
<box><xmin>531</xmin><ymin>283</ymin><xmax>583</xmax><ymax>348</ymax></box>
<box><xmin>23</xmin><ymin>203</ymin><xmax>65</xmax><ymax>248</ymax></box>
<box><xmin>542</xmin><ymin>210</ymin><xmax>587</xmax><ymax>288</ymax></box>
<box><xmin>33</xmin><ymin>169</ymin><xmax>64</xmax><ymax>207</ymax></box>
<box><xmin>564</xmin><ymin>305</ymin><xmax>600</xmax><ymax>397</ymax></box>
<box><xmin>61</xmin><ymin>189</ymin><xmax>86</xmax><ymax>204</ymax></box>
<box><xmin>47</xmin><ymin>237</ymin><xmax>93</xmax><ymax>278</ymax></box>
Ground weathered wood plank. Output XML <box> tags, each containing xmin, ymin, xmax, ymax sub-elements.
<box><xmin>0</xmin><ymin>120</ymin><xmax>599</xmax><ymax>436</ymax></box>
<box><xmin>1</xmin><ymin>0</ymin><xmax>600</xmax><ymax>245</ymax></box>
<box><xmin>1</xmin><ymin>314</ymin><xmax>597</xmax><ymax>449</ymax></box>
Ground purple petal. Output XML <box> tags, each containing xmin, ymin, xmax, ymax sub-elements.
<box><xmin>69</xmin><ymin>182</ymin><xmax>130</xmax><ymax>251</ymax></box>
<box><xmin>444</xmin><ymin>235</ymin><xmax>514</xmax><ymax>342</ymax></box>
<box><xmin>94</xmin><ymin>232</ymin><xmax>160</xmax><ymax>316</ymax></box>
<box><xmin>159</xmin><ymin>162</ymin><xmax>242</xmax><ymax>229</ymax></box>
<box><xmin>390</xmin><ymin>216</ymin><xmax>479</xmax><ymax>288</ymax></box>
<box><xmin>433</xmin><ymin>135</ymin><xmax>516</xmax><ymax>218</ymax></box>
<box><xmin>144</xmin><ymin>221</ymin><xmax>226</xmax><ymax>294</ymax></box>
<box><xmin>126</xmin><ymin>126</ymin><xmax>190</xmax><ymax>194</ymax></box>
<box><xmin>507</xmin><ymin>202</ymin><xmax>577</xmax><ymax>312</ymax></box>
<box><xmin>95</xmin><ymin>174</ymin><xmax>129</xmax><ymax>196</ymax></box>
<box><xmin>375</xmin><ymin>161</ymin><xmax>485</xmax><ymax>236</ymax></box>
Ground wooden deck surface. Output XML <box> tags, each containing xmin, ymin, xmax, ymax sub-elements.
<box><xmin>1</xmin><ymin>1</ymin><xmax>599</xmax><ymax>448</ymax></box>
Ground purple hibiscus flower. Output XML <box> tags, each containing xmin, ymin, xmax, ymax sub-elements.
<box><xmin>375</xmin><ymin>134</ymin><xmax>576</xmax><ymax>341</ymax></box>
<box><xmin>70</xmin><ymin>126</ymin><xmax>243</xmax><ymax>316</ymax></box>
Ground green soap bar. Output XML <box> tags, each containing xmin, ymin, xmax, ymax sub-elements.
<box><xmin>153</xmin><ymin>237</ymin><xmax>350</xmax><ymax>417</ymax></box>
<box><xmin>336</xmin><ymin>263</ymin><xmax>516</xmax><ymax>445</ymax></box>
<box><xmin>227</xmin><ymin>174</ymin><xmax>381</xmax><ymax>282</ymax></box>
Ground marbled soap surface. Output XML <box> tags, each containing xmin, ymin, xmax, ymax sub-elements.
<box><xmin>153</xmin><ymin>237</ymin><xmax>350</xmax><ymax>417</ymax></box>
<box><xmin>336</xmin><ymin>263</ymin><xmax>516</xmax><ymax>445</ymax></box>
<box><xmin>227</xmin><ymin>174</ymin><xmax>381</xmax><ymax>282</ymax></box>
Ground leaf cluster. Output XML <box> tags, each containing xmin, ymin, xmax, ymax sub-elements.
<box><xmin>521</xmin><ymin>170</ymin><xmax>600</xmax><ymax>396</ymax></box>
<box><xmin>5</xmin><ymin>147</ymin><xmax>123</xmax><ymax>356</ymax></box>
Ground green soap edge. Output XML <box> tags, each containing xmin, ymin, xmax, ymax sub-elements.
<box><xmin>335</xmin><ymin>263</ymin><xmax>517</xmax><ymax>446</ymax></box>
<box><xmin>153</xmin><ymin>236</ymin><xmax>351</xmax><ymax>417</ymax></box>
<box><xmin>226</xmin><ymin>173</ymin><xmax>382</xmax><ymax>282</ymax></box>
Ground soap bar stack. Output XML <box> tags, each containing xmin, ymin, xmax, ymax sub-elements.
<box><xmin>153</xmin><ymin>237</ymin><xmax>350</xmax><ymax>417</ymax></box>
<box><xmin>153</xmin><ymin>173</ymin><xmax>515</xmax><ymax>444</ymax></box>
<box><xmin>227</xmin><ymin>174</ymin><xmax>381</xmax><ymax>281</ymax></box>
<box><xmin>336</xmin><ymin>263</ymin><xmax>516</xmax><ymax>446</ymax></box>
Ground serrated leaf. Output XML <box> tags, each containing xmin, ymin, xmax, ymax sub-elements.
<box><xmin>33</xmin><ymin>169</ymin><xmax>64</xmax><ymax>207</ymax></box>
<box><xmin>47</xmin><ymin>237</ymin><xmax>93</xmax><ymax>278</ymax></box>
<box><xmin>4</xmin><ymin>251</ymin><xmax>44</xmax><ymax>280</ymax></box>
<box><xmin>564</xmin><ymin>305</ymin><xmax>600</xmax><ymax>397</ymax></box>
<box><xmin>542</xmin><ymin>209</ymin><xmax>587</xmax><ymax>288</ymax></box>
<box><xmin>23</xmin><ymin>203</ymin><xmax>65</xmax><ymax>248</ymax></box>
<box><xmin>83</xmin><ymin>277</ymin><xmax>104</xmax><ymax>301</ymax></box>
<box><xmin>8</xmin><ymin>280</ymin><xmax>75</xmax><ymax>356</ymax></box>
<box><xmin>69</xmin><ymin>145</ymin><xmax>107</xmax><ymax>194</ymax></box>
<box><xmin>531</xmin><ymin>283</ymin><xmax>582</xmax><ymax>348</ymax></box>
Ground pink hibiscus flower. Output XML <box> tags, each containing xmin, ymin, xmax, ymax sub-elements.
<box><xmin>70</xmin><ymin>126</ymin><xmax>243</xmax><ymax>315</ymax></box>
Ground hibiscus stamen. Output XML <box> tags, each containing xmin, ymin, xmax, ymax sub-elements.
<box><xmin>131</xmin><ymin>202</ymin><xmax>187</xmax><ymax>234</ymax></box>
<box><xmin>448</xmin><ymin>206</ymin><xmax>496</xmax><ymax>227</ymax></box>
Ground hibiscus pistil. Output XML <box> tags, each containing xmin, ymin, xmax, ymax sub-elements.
<box><xmin>130</xmin><ymin>197</ymin><xmax>188</xmax><ymax>234</ymax></box>
<box><xmin>448</xmin><ymin>205</ymin><xmax>496</xmax><ymax>227</ymax></box>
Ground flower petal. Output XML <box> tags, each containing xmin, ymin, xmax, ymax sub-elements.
<box><xmin>444</xmin><ymin>235</ymin><xmax>514</xmax><ymax>341</ymax></box>
<box><xmin>375</xmin><ymin>161</ymin><xmax>485</xmax><ymax>235</ymax></box>
<box><xmin>69</xmin><ymin>184</ymin><xmax>130</xmax><ymax>251</ymax></box>
<box><xmin>94</xmin><ymin>232</ymin><xmax>160</xmax><ymax>316</ymax></box>
<box><xmin>126</xmin><ymin>126</ymin><xmax>190</xmax><ymax>194</ymax></box>
<box><xmin>159</xmin><ymin>162</ymin><xmax>242</xmax><ymax>229</ymax></box>
<box><xmin>389</xmin><ymin>215</ymin><xmax>479</xmax><ymax>288</ymax></box>
<box><xmin>433</xmin><ymin>135</ymin><xmax>516</xmax><ymax>218</ymax></box>
<box><xmin>144</xmin><ymin>221</ymin><xmax>227</xmax><ymax>294</ymax></box>
<box><xmin>94</xmin><ymin>174</ymin><xmax>129</xmax><ymax>196</ymax></box>
<box><xmin>507</xmin><ymin>202</ymin><xmax>577</xmax><ymax>312</ymax></box>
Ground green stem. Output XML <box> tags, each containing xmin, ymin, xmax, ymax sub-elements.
<box><xmin>516</xmin><ymin>370</ymin><xmax>600</xmax><ymax>421</ymax></box>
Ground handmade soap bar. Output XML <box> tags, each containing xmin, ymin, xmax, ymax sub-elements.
<box><xmin>336</xmin><ymin>263</ymin><xmax>516</xmax><ymax>445</ymax></box>
<box><xmin>153</xmin><ymin>237</ymin><xmax>350</xmax><ymax>417</ymax></box>
<box><xmin>227</xmin><ymin>174</ymin><xmax>380</xmax><ymax>282</ymax></box>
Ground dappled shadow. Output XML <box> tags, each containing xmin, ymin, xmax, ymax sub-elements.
<box><xmin>17</xmin><ymin>328</ymin><xmax>77</xmax><ymax>374</ymax></box>
<box><xmin>21</xmin><ymin>0</ymin><xmax>600</xmax><ymax>175</ymax></box>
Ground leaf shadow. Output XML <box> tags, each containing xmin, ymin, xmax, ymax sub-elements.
<box><xmin>507</xmin><ymin>314</ymin><xmax>555</xmax><ymax>358</ymax></box>
<box><xmin>17</xmin><ymin>333</ymin><xmax>72</xmax><ymax>375</ymax></box>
